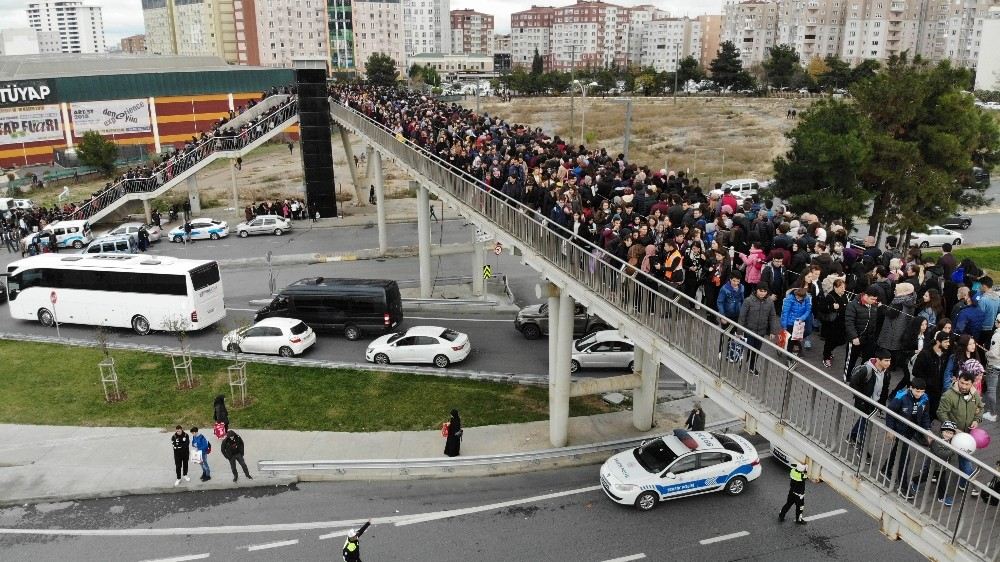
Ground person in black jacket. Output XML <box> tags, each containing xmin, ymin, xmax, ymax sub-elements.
<box><xmin>912</xmin><ymin>331</ymin><xmax>951</xmax><ymax>419</ymax></box>
<box><xmin>818</xmin><ymin>278</ymin><xmax>849</xmax><ymax>369</ymax></box>
<box><xmin>444</xmin><ymin>409</ymin><xmax>463</xmax><ymax>457</ymax></box>
<box><xmin>221</xmin><ymin>430</ymin><xmax>252</xmax><ymax>482</ymax></box>
<box><xmin>846</xmin><ymin>351</ymin><xmax>893</xmax><ymax>460</ymax></box>
<box><xmin>171</xmin><ymin>425</ymin><xmax>190</xmax><ymax>486</ymax></box>
<box><xmin>685</xmin><ymin>404</ymin><xmax>706</xmax><ymax>431</ymax></box>
<box><xmin>843</xmin><ymin>287</ymin><xmax>881</xmax><ymax>383</ymax></box>
<box><xmin>214</xmin><ymin>395</ymin><xmax>229</xmax><ymax>432</ymax></box>
<box><xmin>343</xmin><ymin>520</ymin><xmax>371</xmax><ymax>562</ymax></box>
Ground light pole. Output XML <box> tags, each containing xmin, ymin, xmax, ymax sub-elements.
<box><xmin>673</xmin><ymin>44</ymin><xmax>680</xmax><ymax>105</ymax></box>
<box><xmin>610</xmin><ymin>96</ymin><xmax>633</xmax><ymax>162</ymax></box>
<box><xmin>573</xmin><ymin>79</ymin><xmax>599</xmax><ymax>146</ymax></box>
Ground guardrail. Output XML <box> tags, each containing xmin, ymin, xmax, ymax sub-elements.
<box><xmin>329</xmin><ymin>99</ymin><xmax>1000</xmax><ymax>560</ymax></box>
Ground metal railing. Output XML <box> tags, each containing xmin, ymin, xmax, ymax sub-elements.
<box><xmin>329</xmin><ymin>100</ymin><xmax>1000</xmax><ymax>560</ymax></box>
<box><xmin>67</xmin><ymin>98</ymin><xmax>299</xmax><ymax>222</ymax></box>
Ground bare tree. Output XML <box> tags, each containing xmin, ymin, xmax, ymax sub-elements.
<box><xmin>95</xmin><ymin>325</ymin><xmax>124</xmax><ymax>402</ymax></box>
<box><xmin>218</xmin><ymin>320</ymin><xmax>253</xmax><ymax>407</ymax></box>
<box><xmin>164</xmin><ymin>314</ymin><xmax>196</xmax><ymax>389</ymax></box>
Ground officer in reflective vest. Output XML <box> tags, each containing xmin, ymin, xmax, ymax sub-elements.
<box><xmin>779</xmin><ymin>463</ymin><xmax>808</xmax><ymax>524</ymax></box>
<box><xmin>343</xmin><ymin>520</ymin><xmax>371</xmax><ymax>561</ymax></box>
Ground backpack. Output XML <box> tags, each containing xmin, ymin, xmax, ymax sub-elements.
<box><xmin>951</xmin><ymin>266</ymin><xmax>966</xmax><ymax>284</ymax></box>
<box><xmin>849</xmin><ymin>363</ymin><xmax>872</xmax><ymax>392</ymax></box>
<box><xmin>981</xmin><ymin>474</ymin><xmax>1000</xmax><ymax>506</ymax></box>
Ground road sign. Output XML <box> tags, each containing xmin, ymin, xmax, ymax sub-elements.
<box><xmin>482</xmin><ymin>264</ymin><xmax>492</xmax><ymax>279</ymax></box>
<box><xmin>475</xmin><ymin>228</ymin><xmax>493</xmax><ymax>243</ymax></box>
<box><xmin>494</xmin><ymin>241</ymin><xmax>503</xmax><ymax>255</ymax></box>
<box><xmin>50</xmin><ymin>291</ymin><xmax>57</xmax><ymax>304</ymax></box>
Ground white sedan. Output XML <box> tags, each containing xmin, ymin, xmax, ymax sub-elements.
<box><xmin>571</xmin><ymin>330</ymin><xmax>635</xmax><ymax>373</ymax></box>
<box><xmin>107</xmin><ymin>222</ymin><xmax>161</xmax><ymax>243</ymax></box>
<box><xmin>236</xmin><ymin>215</ymin><xmax>292</xmax><ymax>237</ymax></box>
<box><xmin>366</xmin><ymin>326</ymin><xmax>471</xmax><ymax>368</ymax></box>
<box><xmin>910</xmin><ymin>226</ymin><xmax>963</xmax><ymax>248</ymax></box>
<box><xmin>221</xmin><ymin>317</ymin><xmax>316</xmax><ymax>357</ymax></box>
<box><xmin>167</xmin><ymin>218</ymin><xmax>229</xmax><ymax>242</ymax></box>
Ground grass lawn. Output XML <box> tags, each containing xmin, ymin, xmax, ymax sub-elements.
<box><xmin>0</xmin><ymin>340</ymin><xmax>612</xmax><ymax>431</ymax></box>
<box><xmin>923</xmin><ymin>246</ymin><xmax>1000</xmax><ymax>278</ymax></box>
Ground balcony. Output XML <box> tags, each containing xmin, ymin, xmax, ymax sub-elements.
<box><xmin>890</xmin><ymin>1</ymin><xmax>905</xmax><ymax>12</ymax></box>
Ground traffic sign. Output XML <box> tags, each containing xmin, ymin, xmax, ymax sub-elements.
<box><xmin>50</xmin><ymin>291</ymin><xmax>57</xmax><ymax>304</ymax></box>
<box><xmin>475</xmin><ymin>228</ymin><xmax>493</xmax><ymax>243</ymax></box>
<box><xmin>482</xmin><ymin>264</ymin><xmax>492</xmax><ymax>279</ymax></box>
<box><xmin>494</xmin><ymin>241</ymin><xmax>503</xmax><ymax>255</ymax></box>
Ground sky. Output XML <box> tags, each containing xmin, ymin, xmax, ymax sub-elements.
<box><xmin>0</xmin><ymin>0</ymin><xmax>725</xmax><ymax>47</ymax></box>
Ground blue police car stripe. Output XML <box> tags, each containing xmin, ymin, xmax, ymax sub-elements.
<box><xmin>653</xmin><ymin>463</ymin><xmax>755</xmax><ymax>496</ymax></box>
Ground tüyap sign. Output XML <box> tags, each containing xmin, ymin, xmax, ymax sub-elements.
<box><xmin>0</xmin><ymin>81</ymin><xmax>54</xmax><ymax>108</ymax></box>
<box><xmin>71</xmin><ymin>99</ymin><xmax>152</xmax><ymax>135</ymax></box>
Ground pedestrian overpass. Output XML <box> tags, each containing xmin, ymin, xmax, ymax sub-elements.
<box><xmin>67</xmin><ymin>97</ymin><xmax>299</xmax><ymax>225</ymax></box>
<box><xmin>328</xmin><ymin>100</ymin><xmax>1000</xmax><ymax>561</ymax></box>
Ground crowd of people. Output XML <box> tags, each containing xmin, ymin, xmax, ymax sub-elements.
<box><xmin>330</xmin><ymin>84</ymin><xmax>998</xmax><ymax>499</ymax></box>
<box><xmin>243</xmin><ymin>198</ymin><xmax>312</xmax><ymax>222</ymax></box>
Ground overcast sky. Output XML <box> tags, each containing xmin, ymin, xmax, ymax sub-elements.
<box><xmin>0</xmin><ymin>0</ymin><xmax>725</xmax><ymax>46</ymax></box>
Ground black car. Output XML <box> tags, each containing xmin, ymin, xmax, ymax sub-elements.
<box><xmin>941</xmin><ymin>214</ymin><xmax>973</xmax><ymax>230</ymax></box>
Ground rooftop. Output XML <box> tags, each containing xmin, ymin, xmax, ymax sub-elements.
<box><xmin>0</xmin><ymin>54</ymin><xmax>267</xmax><ymax>81</ymax></box>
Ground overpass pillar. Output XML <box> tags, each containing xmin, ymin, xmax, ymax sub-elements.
<box><xmin>416</xmin><ymin>183</ymin><xmax>433</xmax><ymax>298</ymax></box>
<box><xmin>633</xmin><ymin>347</ymin><xmax>658</xmax><ymax>431</ymax></box>
<box><xmin>141</xmin><ymin>199</ymin><xmax>152</xmax><ymax>225</ymax></box>
<box><xmin>230</xmin><ymin>159</ymin><xmax>239</xmax><ymax>216</ymax></box>
<box><xmin>365</xmin><ymin>145</ymin><xmax>374</xmax><ymax>178</ymax></box>
<box><xmin>551</xmin><ymin>291</ymin><xmax>574</xmax><ymax>447</ymax></box>
<box><xmin>372</xmin><ymin>149</ymin><xmax>387</xmax><ymax>255</ymax></box>
<box><xmin>471</xmin><ymin>232</ymin><xmax>484</xmax><ymax>297</ymax></box>
<box><xmin>337</xmin><ymin>125</ymin><xmax>366</xmax><ymax>206</ymax></box>
<box><xmin>186</xmin><ymin>176</ymin><xmax>201</xmax><ymax>215</ymax></box>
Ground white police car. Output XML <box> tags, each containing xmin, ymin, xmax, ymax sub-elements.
<box><xmin>167</xmin><ymin>218</ymin><xmax>229</xmax><ymax>242</ymax></box>
<box><xmin>600</xmin><ymin>429</ymin><xmax>762</xmax><ymax>511</ymax></box>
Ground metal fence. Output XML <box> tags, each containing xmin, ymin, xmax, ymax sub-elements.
<box><xmin>329</xmin><ymin>101</ymin><xmax>1000</xmax><ymax>560</ymax></box>
<box><xmin>67</xmin><ymin>98</ymin><xmax>299</xmax><ymax>222</ymax></box>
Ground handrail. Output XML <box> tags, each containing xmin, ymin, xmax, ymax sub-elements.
<box><xmin>67</xmin><ymin>97</ymin><xmax>299</xmax><ymax>222</ymax></box>
<box><xmin>329</xmin><ymin>98</ymin><xmax>1000</xmax><ymax>560</ymax></box>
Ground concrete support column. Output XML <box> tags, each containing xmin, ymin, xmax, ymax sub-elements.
<box><xmin>230</xmin><ymin>160</ymin><xmax>239</xmax><ymax>214</ymax></box>
<box><xmin>633</xmin><ymin>347</ymin><xmax>659</xmax><ymax>431</ymax></box>
<box><xmin>472</xmin><ymin>232</ymin><xmax>484</xmax><ymax>297</ymax></box>
<box><xmin>551</xmin><ymin>291</ymin><xmax>575</xmax><ymax>447</ymax></box>
<box><xmin>186</xmin><ymin>175</ymin><xmax>201</xmax><ymax>215</ymax></box>
<box><xmin>372</xmin><ymin>149</ymin><xmax>387</xmax><ymax>255</ymax></box>
<box><xmin>416</xmin><ymin>183</ymin><xmax>432</xmax><ymax>298</ymax></box>
<box><xmin>336</xmin><ymin>125</ymin><xmax>365</xmax><ymax>206</ymax></box>
<box><xmin>142</xmin><ymin>199</ymin><xmax>152</xmax><ymax>225</ymax></box>
<box><xmin>365</xmin><ymin>145</ymin><xmax>374</xmax><ymax>178</ymax></box>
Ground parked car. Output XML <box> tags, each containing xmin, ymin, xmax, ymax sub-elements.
<box><xmin>571</xmin><ymin>330</ymin><xmax>635</xmax><ymax>373</ymax></box>
<box><xmin>910</xmin><ymin>226</ymin><xmax>963</xmax><ymax>248</ymax></box>
<box><xmin>84</xmin><ymin>234</ymin><xmax>138</xmax><ymax>255</ymax></box>
<box><xmin>106</xmin><ymin>222</ymin><xmax>161</xmax><ymax>242</ymax></box>
<box><xmin>940</xmin><ymin>214</ymin><xmax>972</xmax><ymax>230</ymax></box>
<box><xmin>236</xmin><ymin>215</ymin><xmax>292</xmax><ymax>237</ymax></box>
<box><xmin>365</xmin><ymin>325</ymin><xmax>471</xmax><ymax>368</ymax></box>
<box><xmin>720</xmin><ymin>178</ymin><xmax>761</xmax><ymax>202</ymax></box>
<box><xmin>221</xmin><ymin>317</ymin><xmax>316</xmax><ymax>357</ymax></box>
<box><xmin>167</xmin><ymin>218</ymin><xmax>229</xmax><ymax>242</ymax></box>
<box><xmin>515</xmin><ymin>302</ymin><xmax>610</xmax><ymax>340</ymax></box>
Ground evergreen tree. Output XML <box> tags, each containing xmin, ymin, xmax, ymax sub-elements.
<box><xmin>531</xmin><ymin>48</ymin><xmax>544</xmax><ymax>76</ymax></box>
<box><xmin>366</xmin><ymin>53</ymin><xmax>399</xmax><ymax>87</ymax></box>
<box><xmin>77</xmin><ymin>131</ymin><xmax>118</xmax><ymax>176</ymax></box>
<box><xmin>709</xmin><ymin>41</ymin><xmax>754</xmax><ymax>90</ymax></box>
<box><xmin>762</xmin><ymin>44</ymin><xmax>800</xmax><ymax>88</ymax></box>
<box><xmin>676</xmin><ymin>56</ymin><xmax>705</xmax><ymax>88</ymax></box>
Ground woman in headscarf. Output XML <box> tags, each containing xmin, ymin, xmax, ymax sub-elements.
<box><xmin>213</xmin><ymin>395</ymin><xmax>229</xmax><ymax>432</ymax></box>
<box><xmin>444</xmin><ymin>409</ymin><xmax>463</xmax><ymax>457</ymax></box>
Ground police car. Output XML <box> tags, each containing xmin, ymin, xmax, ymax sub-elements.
<box><xmin>600</xmin><ymin>429</ymin><xmax>762</xmax><ymax>511</ymax></box>
<box><xmin>167</xmin><ymin>218</ymin><xmax>229</xmax><ymax>242</ymax></box>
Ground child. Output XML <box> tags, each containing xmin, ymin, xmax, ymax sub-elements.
<box><xmin>905</xmin><ymin>421</ymin><xmax>959</xmax><ymax>506</ymax></box>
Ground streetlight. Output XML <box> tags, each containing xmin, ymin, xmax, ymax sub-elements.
<box><xmin>609</xmin><ymin>96</ymin><xmax>633</xmax><ymax>162</ymax></box>
<box><xmin>573</xmin><ymin>79</ymin><xmax>599</xmax><ymax>146</ymax></box>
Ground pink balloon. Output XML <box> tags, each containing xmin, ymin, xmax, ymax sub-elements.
<box><xmin>970</xmin><ymin>428</ymin><xmax>991</xmax><ymax>450</ymax></box>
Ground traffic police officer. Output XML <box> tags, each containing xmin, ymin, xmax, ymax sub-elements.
<box><xmin>343</xmin><ymin>520</ymin><xmax>371</xmax><ymax>561</ymax></box>
<box><xmin>779</xmin><ymin>463</ymin><xmax>808</xmax><ymax>525</ymax></box>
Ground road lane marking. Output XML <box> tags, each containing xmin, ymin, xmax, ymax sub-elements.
<box><xmin>247</xmin><ymin>539</ymin><xmax>298</xmax><ymax>551</ymax></box>
<box><xmin>803</xmin><ymin>508</ymin><xmax>847</xmax><ymax>522</ymax></box>
<box><xmin>139</xmin><ymin>554</ymin><xmax>210</xmax><ymax>562</ymax></box>
<box><xmin>0</xmin><ymin>486</ymin><xmax>601</xmax><ymax>536</ymax></box>
<box><xmin>406</xmin><ymin>316</ymin><xmax>512</xmax><ymax>323</ymax></box>
<box><xmin>318</xmin><ymin>529</ymin><xmax>354</xmax><ymax>540</ymax></box>
<box><xmin>699</xmin><ymin>531</ymin><xmax>750</xmax><ymax>545</ymax></box>
<box><xmin>394</xmin><ymin>485</ymin><xmax>602</xmax><ymax>526</ymax></box>
<box><xmin>601</xmin><ymin>554</ymin><xmax>646</xmax><ymax>562</ymax></box>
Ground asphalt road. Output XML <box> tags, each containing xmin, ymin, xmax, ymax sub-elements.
<box><xmin>0</xmin><ymin>460</ymin><xmax>921</xmax><ymax>562</ymax></box>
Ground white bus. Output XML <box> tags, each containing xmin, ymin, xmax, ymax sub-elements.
<box><xmin>4</xmin><ymin>254</ymin><xmax>226</xmax><ymax>335</ymax></box>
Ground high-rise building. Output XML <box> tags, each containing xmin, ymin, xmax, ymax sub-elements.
<box><xmin>974</xmin><ymin>9</ymin><xmax>1000</xmax><ymax>89</ymax></box>
<box><xmin>0</xmin><ymin>28</ymin><xmax>42</xmax><ymax>56</ymax></box>
<box><xmin>626</xmin><ymin>4</ymin><xmax>670</xmax><ymax>66</ymax></box>
<box><xmin>776</xmin><ymin>0</ymin><xmax>844</xmax><ymax>64</ymax></box>
<box><xmin>142</xmin><ymin>0</ymin><xmax>238</xmax><ymax>63</ymax></box>
<box><xmin>234</xmin><ymin>0</ymin><xmax>262</xmax><ymax>64</ymax></box>
<box><xmin>840</xmin><ymin>0</ymin><xmax>922</xmax><ymax>65</ymax></box>
<box><xmin>327</xmin><ymin>0</ymin><xmax>356</xmax><ymax>70</ymax></box>
<box><xmin>511</xmin><ymin>5</ymin><xmax>555</xmax><ymax>70</ymax></box>
<box><xmin>403</xmin><ymin>0</ymin><xmax>451</xmax><ymax>57</ymax></box>
<box><xmin>639</xmin><ymin>17</ymin><xmax>701</xmax><ymax>73</ymax></box>
<box><xmin>450</xmin><ymin>9</ymin><xmax>494</xmax><ymax>55</ymax></box>
<box><xmin>26</xmin><ymin>0</ymin><xmax>106</xmax><ymax>54</ymax></box>
<box><xmin>251</xmin><ymin>0</ymin><xmax>329</xmax><ymax>67</ymax></box>
<box><xmin>721</xmin><ymin>0</ymin><xmax>780</xmax><ymax>67</ymax></box>
<box><xmin>353</xmin><ymin>0</ymin><xmax>405</xmax><ymax>73</ymax></box>
<box><xmin>550</xmin><ymin>0</ymin><xmax>634</xmax><ymax>71</ymax></box>
<box><xmin>493</xmin><ymin>32</ymin><xmax>512</xmax><ymax>73</ymax></box>
<box><xmin>698</xmin><ymin>14</ymin><xmax>723</xmax><ymax>68</ymax></box>
<box><xmin>119</xmin><ymin>34</ymin><xmax>147</xmax><ymax>54</ymax></box>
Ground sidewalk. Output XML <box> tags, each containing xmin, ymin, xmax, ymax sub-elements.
<box><xmin>0</xmin><ymin>396</ymin><xmax>736</xmax><ymax>506</ymax></box>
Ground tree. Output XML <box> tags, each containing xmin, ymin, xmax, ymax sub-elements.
<box><xmin>709</xmin><ymin>41</ymin><xmax>755</xmax><ymax>90</ymax></box>
<box><xmin>366</xmin><ymin>53</ymin><xmax>399</xmax><ymax>87</ymax></box>
<box><xmin>771</xmin><ymin>99</ymin><xmax>873</xmax><ymax>224</ymax></box>
<box><xmin>762</xmin><ymin>44</ymin><xmax>801</xmax><ymax>88</ymax></box>
<box><xmin>806</xmin><ymin>57</ymin><xmax>830</xmax><ymax>81</ymax></box>
<box><xmin>77</xmin><ymin>131</ymin><xmax>117</xmax><ymax>176</ymax></box>
<box><xmin>676</xmin><ymin>56</ymin><xmax>705</xmax><ymax>87</ymax></box>
<box><xmin>817</xmin><ymin>56</ymin><xmax>852</xmax><ymax>90</ymax></box>
<box><xmin>850</xmin><ymin>59</ymin><xmax>880</xmax><ymax>84</ymax></box>
<box><xmin>531</xmin><ymin>48</ymin><xmax>544</xmax><ymax>76</ymax></box>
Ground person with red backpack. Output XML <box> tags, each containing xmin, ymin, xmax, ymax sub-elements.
<box><xmin>190</xmin><ymin>427</ymin><xmax>212</xmax><ymax>482</ymax></box>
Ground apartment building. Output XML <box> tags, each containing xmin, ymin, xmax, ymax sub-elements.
<box><xmin>550</xmin><ymin>0</ymin><xmax>633</xmax><ymax>71</ymax></box>
<box><xmin>777</xmin><ymin>0</ymin><xmax>844</xmax><ymax>63</ymax></box>
<box><xmin>142</xmin><ymin>0</ymin><xmax>238</xmax><ymax>63</ymax></box>
<box><xmin>234</xmin><ymin>0</ymin><xmax>261</xmax><ymax>64</ymax></box>
<box><xmin>451</xmin><ymin>9</ymin><xmax>494</xmax><ymax>55</ymax></box>
<box><xmin>698</xmin><ymin>14</ymin><xmax>723</xmax><ymax>67</ymax></box>
<box><xmin>327</xmin><ymin>0</ymin><xmax>355</xmax><ymax>70</ymax></box>
<box><xmin>721</xmin><ymin>0</ymin><xmax>781</xmax><ymax>67</ymax></box>
<box><xmin>511</xmin><ymin>5</ymin><xmax>555</xmax><ymax>69</ymax></box>
<box><xmin>403</xmin><ymin>0</ymin><xmax>451</xmax><ymax>57</ymax></box>
<box><xmin>119</xmin><ymin>34</ymin><xmax>146</xmax><ymax>54</ymax></box>
<box><xmin>27</xmin><ymin>0</ymin><xmax>105</xmax><ymax>54</ymax></box>
<box><xmin>840</xmin><ymin>0</ymin><xmax>922</xmax><ymax>65</ymax></box>
<box><xmin>639</xmin><ymin>17</ymin><xmax>701</xmax><ymax>72</ymax></box>
<box><xmin>250</xmin><ymin>0</ymin><xmax>329</xmax><ymax>67</ymax></box>
<box><xmin>0</xmin><ymin>28</ymin><xmax>50</xmax><ymax>55</ymax></box>
<box><xmin>353</xmin><ymin>0</ymin><xmax>405</xmax><ymax>72</ymax></box>
<box><xmin>974</xmin><ymin>10</ymin><xmax>1000</xmax><ymax>89</ymax></box>
<box><xmin>626</xmin><ymin>4</ymin><xmax>670</xmax><ymax>66</ymax></box>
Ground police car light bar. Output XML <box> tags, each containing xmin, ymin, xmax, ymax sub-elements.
<box><xmin>672</xmin><ymin>428</ymin><xmax>699</xmax><ymax>450</ymax></box>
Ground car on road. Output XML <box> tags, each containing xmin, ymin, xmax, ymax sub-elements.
<box><xmin>221</xmin><ymin>317</ymin><xmax>316</xmax><ymax>357</ymax></box>
<box><xmin>515</xmin><ymin>302</ymin><xmax>610</xmax><ymax>340</ymax></box>
<box><xmin>85</xmin><ymin>234</ymin><xmax>138</xmax><ymax>255</ymax></box>
<box><xmin>720</xmin><ymin>178</ymin><xmax>762</xmax><ymax>202</ymax></box>
<box><xmin>571</xmin><ymin>330</ymin><xmax>635</xmax><ymax>373</ymax></box>
<box><xmin>366</xmin><ymin>325</ymin><xmax>471</xmax><ymax>368</ymax></box>
<box><xmin>167</xmin><ymin>218</ymin><xmax>229</xmax><ymax>242</ymax></box>
<box><xmin>106</xmin><ymin>222</ymin><xmax>162</xmax><ymax>243</ymax></box>
<box><xmin>940</xmin><ymin>213</ymin><xmax>972</xmax><ymax>230</ymax></box>
<box><xmin>236</xmin><ymin>215</ymin><xmax>292</xmax><ymax>237</ymax></box>
<box><xmin>600</xmin><ymin>429</ymin><xmax>762</xmax><ymax>511</ymax></box>
<box><xmin>909</xmin><ymin>226</ymin><xmax>963</xmax><ymax>248</ymax></box>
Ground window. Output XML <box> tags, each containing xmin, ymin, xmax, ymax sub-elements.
<box><xmin>667</xmin><ymin>455</ymin><xmax>699</xmax><ymax>474</ymax></box>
